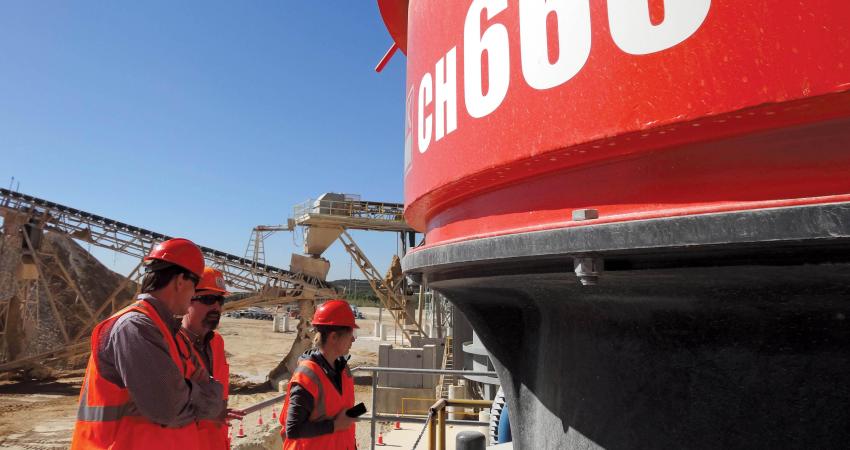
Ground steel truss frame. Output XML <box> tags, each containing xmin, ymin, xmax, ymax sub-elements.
<box><xmin>0</xmin><ymin>188</ymin><xmax>334</xmax><ymax>296</ymax></box>
<box><xmin>0</xmin><ymin>188</ymin><xmax>337</xmax><ymax>372</ymax></box>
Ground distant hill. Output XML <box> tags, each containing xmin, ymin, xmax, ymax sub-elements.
<box><xmin>329</xmin><ymin>279</ymin><xmax>379</xmax><ymax>305</ymax></box>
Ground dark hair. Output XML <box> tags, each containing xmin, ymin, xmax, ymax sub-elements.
<box><xmin>313</xmin><ymin>325</ymin><xmax>352</xmax><ymax>346</ymax></box>
<box><xmin>140</xmin><ymin>264</ymin><xmax>194</xmax><ymax>293</ymax></box>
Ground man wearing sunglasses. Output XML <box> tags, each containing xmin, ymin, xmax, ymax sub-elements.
<box><xmin>72</xmin><ymin>238</ymin><xmax>226</xmax><ymax>450</ymax></box>
<box><xmin>180</xmin><ymin>267</ymin><xmax>245</xmax><ymax>450</ymax></box>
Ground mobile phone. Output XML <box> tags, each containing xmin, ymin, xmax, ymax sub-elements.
<box><xmin>346</xmin><ymin>402</ymin><xmax>367</xmax><ymax>418</ymax></box>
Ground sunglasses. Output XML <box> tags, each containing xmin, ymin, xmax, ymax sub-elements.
<box><xmin>191</xmin><ymin>295</ymin><xmax>224</xmax><ymax>306</ymax></box>
<box><xmin>184</xmin><ymin>272</ymin><xmax>200</xmax><ymax>287</ymax></box>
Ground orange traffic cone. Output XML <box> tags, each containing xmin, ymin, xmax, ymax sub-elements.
<box><xmin>257</xmin><ymin>412</ymin><xmax>264</xmax><ymax>426</ymax></box>
<box><xmin>376</xmin><ymin>433</ymin><xmax>385</xmax><ymax>446</ymax></box>
<box><xmin>236</xmin><ymin>420</ymin><xmax>246</xmax><ymax>438</ymax></box>
<box><xmin>394</xmin><ymin>420</ymin><xmax>401</xmax><ymax>430</ymax></box>
<box><xmin>271</xmin><ymin>407</ymin><xmax>277</xmax><ymax>421</ymax></box>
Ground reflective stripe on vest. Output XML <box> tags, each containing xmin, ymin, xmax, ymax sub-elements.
<box><xmin>76</xmin><ymin>377</ymin><xmax>136</xmax><ymax>422</ymax></box>
<box><xmin>293</xmin><ymin>364</ymin><xmax>327</xmax><ymax>419</ymax></box>
<box><xmin>282</xmin><ymin>359</ymin><xmax>356</xmax><ymax>450</ymax></box>
<box><xmin>75</xmin><ymin>302</ymin><xmax>189</xmax><ymax>424</ymax></box>
<box><xmin>71</xmin><ymin>299</ymin><xmax>201</xmax><ymax>450</ymax></box>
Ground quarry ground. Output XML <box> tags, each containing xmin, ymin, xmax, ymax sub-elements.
<box><xmin>0</xmin><ymin>306</ymin><xmax>397</xmax><ymax>449</ymax></box>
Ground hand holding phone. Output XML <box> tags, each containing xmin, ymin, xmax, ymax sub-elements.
<box><xmin>334</xmin><ymin>410</ymin><xmax>356</xmax><ymax>432</ymax></box>
<box><xmin>346</xmin><ymin>402</ymin><xmax>367</xmax><ymax>418</ymax></box>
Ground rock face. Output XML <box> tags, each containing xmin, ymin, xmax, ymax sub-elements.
<box><xmin>0</xmin><ymin>223</ymin><xmax>137</xmax><ymax>368</ymax></box>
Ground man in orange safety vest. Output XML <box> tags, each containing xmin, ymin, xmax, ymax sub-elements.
<box><xmin>71</xmin><ymin>238</ymin><xmax>225</xmax><ymax>450</ymax></box>
<box><xmin>179</xmin><ymin>266</ymin><xmax>245</xmax><ymax>450</ymax></box>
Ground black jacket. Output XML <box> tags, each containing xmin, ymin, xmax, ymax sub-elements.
<box><xmin>284</xmin><ymin>349</ymin><xmax>350</xmax><ymax>439</ymax></box>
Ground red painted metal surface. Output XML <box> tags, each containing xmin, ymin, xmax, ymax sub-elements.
<box><xmin>377</xmin><ymin>0</ymin><xmax>409</xmax><ymax>54</ymax></box>
<box><xmin>395</xmin><ymin>1</ymin><xmax>850</xmax><ymax>248</ymax></box>
<box><xmin>375</xmin><ymin>42</ymin><xmax>399</xmax><ymax>73</ymax></box>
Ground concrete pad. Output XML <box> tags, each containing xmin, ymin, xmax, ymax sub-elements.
<box><xmin>378</xmin><ymin>422</ymin><xmax>490</xmax><ymax>449</ymax></box>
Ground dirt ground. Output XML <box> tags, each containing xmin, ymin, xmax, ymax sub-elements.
<box><xmin>0</xmin><ymin>306</ymin><xmax>397</xmax><ymax>449</ymax></box>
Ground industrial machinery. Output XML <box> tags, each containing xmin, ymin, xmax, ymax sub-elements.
<box><xmin>0</xmin><ymin>188</ymin><xmax>336</xmax><ymax>372</ymax></box>
<box><xmin>0</xmin><ymin>188</ymin><xmax>332</xmax><ymax>294</ymax></box>
<box><xmin>291</xmin><ymin>193</ymin><xmax>430</xmax><ymax>340</ymax></box>
<box><xmin>379</xmin><ymin>1</ymin><xmax>850</xmax><ymax>448</ymax></box>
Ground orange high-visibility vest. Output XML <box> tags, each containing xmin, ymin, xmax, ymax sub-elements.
<box><xmin>180</xmin><ymin>330</ymin><xmax>230</xmax><ymax>450</ymax></box>
<box><xmin>70</xmin><ymin>300</ymin><xmax>201</xmax><ymax>450</ymax></box>
<box><xmin>280</xmin><ymin>359</ymin><xmax>356</xmax><ymax>450</ymax></box>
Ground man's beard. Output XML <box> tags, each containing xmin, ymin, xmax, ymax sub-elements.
<box><xmin>203</xmin><ymin>312</ymin><xmax>221</xmax><ymax>330</ymax></box>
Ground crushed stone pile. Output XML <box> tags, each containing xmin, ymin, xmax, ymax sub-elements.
<box><xmin>0</xmin><ymin>225</ymin><xmax>136</xmax><ymax>369</ymax></box>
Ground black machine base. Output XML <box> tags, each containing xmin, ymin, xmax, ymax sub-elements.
<box><xmin>404</xmin><ymin>203</ymin><xmax>850</xmax><ymax>449</ymax></box>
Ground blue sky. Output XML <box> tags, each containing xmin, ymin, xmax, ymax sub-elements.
<box><xmin>0</xmin><ymin>2</ymin><xmax>408</xmax><ymax>282</ymax></box>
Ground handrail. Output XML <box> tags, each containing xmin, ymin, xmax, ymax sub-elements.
<box><xmin>241</xmin><ymin>393</ymin><xmax>286</xmax><ymax>416</ymax></box>
<box><xmin>292</xmin><ymin>198</ymin><xmax>405</xmax><ymax>221</ymax></box>
<box><xmin>223</xmin><ymin>366</ymin><xmax>498</xmax><ymax>449</ymax></box>
<box><xmin>355</xmin><ymin>415</ymin><xmax>488</xmax><ymax>426</ymax></box>
<box><xmin>351</xmin><ymin>367</ymin><xmax>497</xmax><ymax>376</ymax></box>
<box><xmin>350</xmin><ymin>366</ymin><xmax>499</xmax><ymax>450</ymax></box>
<box><xmin>427</xmin><ymin>398</ymin><xmax>493</xmax><ymax>450</ymax></box>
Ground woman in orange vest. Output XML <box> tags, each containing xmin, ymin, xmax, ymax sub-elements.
<box><xmin>71</xmin><ymin>238</ymin><xmax>225</xmax><ymax>450</ymax></box>
<box><xmin>179</xmin><ymin>267</ymin><xmax>245</xmax><ymax>450</ymax></box>
<box><xmin>280</xmin><ymin>299</ymin><xmax>359</xmax><ymax>449</ymax></box>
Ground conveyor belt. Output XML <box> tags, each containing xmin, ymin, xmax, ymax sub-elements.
<box><xmin>0</xmin><ymin>188</ymin><xmax>334</xmax><ymax>295</ymax></box>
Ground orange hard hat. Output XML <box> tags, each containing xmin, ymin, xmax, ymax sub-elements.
<box><xmin>312</xmin><ymin>299</ymin><xmax>359</xmax><ymax>328</ymax></box>
<box><xmin>195</xmin><ymin>267</ymin><xmax>228</xmax><ymax>296</ymax></box>
<box><xmin>144</xmin><ymin>238</ymin><xmax>205</xmax><ymax>277</ymax></box>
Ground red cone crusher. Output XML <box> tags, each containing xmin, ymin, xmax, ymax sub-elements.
<box><xmin>379</xmin><ymin>1</ymin><xmax>850</xmax><ymax>448</ymax></box>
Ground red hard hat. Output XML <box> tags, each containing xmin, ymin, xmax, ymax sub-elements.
<box><xmin>195</xmin><ymin>267</ymin><xmax>228</xmax><ymax>296</ymax></box>
<box><xmin>312</xmin><ymin>299</ymin><xmax>359</xmax><ymax>328</ymax></box>
<box><xmin>144</xmin><ymin>238</ymin><xmax>205</xmax><ymax>278</ymax></box>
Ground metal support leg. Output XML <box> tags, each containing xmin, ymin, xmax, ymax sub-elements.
<box><xmin>428</xmin><ymin>412</ymin><xmax>436</xmax><ymax>450</ymax></box>
<box><xmin>371</xmin><ymin>372</ymin><xmax>378</xmax><ymax>450</ymax></box>
<box><xmin>438</xmin><ymin>408</ymin><xmax>446</xmax><ymax>450</ymax></box>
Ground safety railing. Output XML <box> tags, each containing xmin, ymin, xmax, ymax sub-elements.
<box><xmin>225</xmin><ymin>392</ymin><xmax>285</xmax><ymax>442</ymax></box>
<box><xmin>292</xmin><ymin>198</ymin><xmax>406</xmax><ymax>224</ymax></box>
<box><xmin>351</xmin><ymin>366</ymin><xmax>499</xmax><ymax>450</ymax></box>
<box><xmin>242</xmin><ymin>393</ymin><xmax>286</xmax><ymax>415</ymax></box>
<box><xmin>233</xmin><ymin>366</ymin><xmax>498</xmax><ymax>449</ymax></box>
<box><xmin>426</xmin><ymin>398</ymin><xmax>494</xmax><ymax>450</ymax></box>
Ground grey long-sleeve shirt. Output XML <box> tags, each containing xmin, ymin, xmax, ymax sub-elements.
<box><xmin>96</xmin><ymin>294</ymin><xmax>225</xmax><ymax>427</ymax></box>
